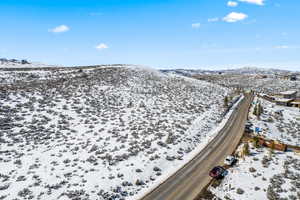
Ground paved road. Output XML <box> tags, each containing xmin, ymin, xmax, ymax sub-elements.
<box><xmin>141</xmin><ymin>93</ymin><xmax>253</xmax><ymax>200</ymax></box>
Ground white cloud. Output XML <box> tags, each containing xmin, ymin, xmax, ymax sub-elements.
<box><xmin>227</xmin><ymin>1</ymin><xmax>238</xmax><ymax>7</ymax></box>
<box><xmin>49</xmin><ymin>25</ymin><xmax>70</xmax><ymax>33</ymax></box>
<box><xmin>238</xmin><ymin>0</ymin><xmax>265</xmax><ymax>6</ymax></box>
<box><xmin>223</xmin><ymin>12</ymin><xmax>248</xmax><ymax>23</ymax></box>
<box><xmin>192</xmin><ymin>23</ymin><xmax>201</xmax><ymax>28</ymax></box>
<box><xmin>208</xmin><ymin>17</ymin><xmax>219</xmax><ymax>22</ymax></box>
<box><xmin>96</xmin><ymin>43</ymin><xmax>109</xmax><ymax>50</ymax></box>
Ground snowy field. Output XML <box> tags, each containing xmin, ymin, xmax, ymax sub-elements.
<box><xmin>0</xmin><ymin>66</ymin><xmax>232</xmax><ymax>200</ymax></box>
<box><xmin>210</xmin><ymin>145</ymin><xmax>300</xmax><ymax>200</ymax></box>
<box><xmin>250</xmin><ymin>97</ymin><xmax>300</xmax><ymax>146</ymax></box>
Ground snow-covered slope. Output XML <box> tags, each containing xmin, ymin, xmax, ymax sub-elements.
<box><xmin>201</xmin><ymin>74</ymin><xmax>300</xmax><ymax>94</ymax></box>
<box><xmin>0</xmin><ymin>66</ymin><xmax>231</xmax><ymax>200</ymax></box>
<box><xmin>249</xmin><ymin>97</ymin><xmax>300</xmax><ymax>146</ymax></box>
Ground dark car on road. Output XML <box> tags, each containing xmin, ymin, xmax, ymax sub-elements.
<box><xmin>209</xmin><ymin>166</ymin><xmax>227</xmax><ymax>179</ymax></box>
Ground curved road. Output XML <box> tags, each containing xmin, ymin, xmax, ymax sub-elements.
<box><xmin>141</xmin><ymin>93</ymin><xmax>253</xmax><ymax>200</ymax></box>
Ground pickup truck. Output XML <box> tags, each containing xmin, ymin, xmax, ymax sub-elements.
<box><xmin>224</xmin><ymin>155</ymin><xmax>237</xmax><ymax>166</ymax></box>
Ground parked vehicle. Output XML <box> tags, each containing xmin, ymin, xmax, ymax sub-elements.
<box><xmin>245</xmin><ymin>122</ymin><xmax>253</xmax><ymax>133</ymax></box>
<box><xmin>209</xmin><ymin>166</ymin><xmax>227</xmax><ymax>179</ymax></box>
<box><xmin>245</xmin><ymin>122</ymin><xmax>253</xmax><ymax>128</ymax></box>
<box><xmin>224</xmin><ymin>155</ymin><xmax>237</xmax><ymax>166</ymax></box>
<box><xmin>245</xmin><ymin>126</ymin><xmax>253</xmax><ymax>133</ymax></box>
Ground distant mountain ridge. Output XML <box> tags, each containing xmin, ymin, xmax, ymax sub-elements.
<box><xmin>219</xmin><ymin>67</ymin><xmax>293</xmax><ymax>75</ymax></box>
<box><xmin>0</xmin><ymin>58</ymin><xmax>30</xmax><ymax>65</ymax></box>
<box><xmin>0</xmin><ymin>58</ymin><xmax>297</xmax><ymax>75</ymax></box>
<box><xmin>161</xmin><ymin>66</ymin><xmax>296</xmax><ymax>76</ymax></box>
<box><xmin>0</xmin><ymin>58</ymin><xmax>57</xmax><ymax>69</ymax></box>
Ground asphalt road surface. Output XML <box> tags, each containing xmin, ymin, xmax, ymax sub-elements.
<box><xmin>141</xmin><ymin>93</ymin><xmax>253</xmax><ymax>200</ymax></box>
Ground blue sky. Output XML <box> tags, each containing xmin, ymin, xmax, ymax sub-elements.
<box><xmin>0</xmin><ymin>0</ymin><xmax>299</xmax><ymax>70</ymax></box>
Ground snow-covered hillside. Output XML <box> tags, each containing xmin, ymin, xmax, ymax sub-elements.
<box><xmin>220</xmin><ymin>67</ymin><xmax>292</xmax><ymax>75</ymax></box>
<box><xmin>202</xmin><ymin>75</ymin><xmax>300</xmax><ymax>94</ymax></box>
<box><xmin>162</xmin><ymin>67</ymin><xmax>300</xmax><ymax>95</ymax></box>
<box><xmin>0</xmin><ymin>66</ymin><xmax>231</xmax><ymax>200</ymax></box>
<box><xmin>249</xmin><ymin>97</ymin><xmax>300</xmax><ymax>146</ymax></box>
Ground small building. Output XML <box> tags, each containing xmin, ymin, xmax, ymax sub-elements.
<box><xmin>290</xmin><ymin>74</ymin><xmax>297</xmax><ymax>81</ymax></box>
<box><xmin>291</xmin><ymin>100</ymin><xmax>300</xmax><ymax>108</ymax></box>
<box><xmin>21</xmin><ymin>59</ymin><xmax>29</xmax><ymax>64</ymax></box>
<box><xmin>258</xmin><ymin>138</ymin><xmax>287</xmax><ymax>152</ymax></box>
<box><xmin>274</xmin><ymin>98</ymin><xmax>293</xmax><ymax>106</ymax></box>
<box><xmin>255</xmin><ymin>74</ymin><xmax>268</xmax><ymax>79</ymax></box>
<box><xmin>279</xmin><ymin>90</ymin><xmax>297</xmax><ymax>99</ymax></box>
<box><xmin>280</xmin><ymin>74</ymin><xmax>297</xmax><ymax>81</ymax></box>
<box><xmin>260</xmin><ymin>94</ymin><xmax>275</xmax><ymax>102</ymax></box>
